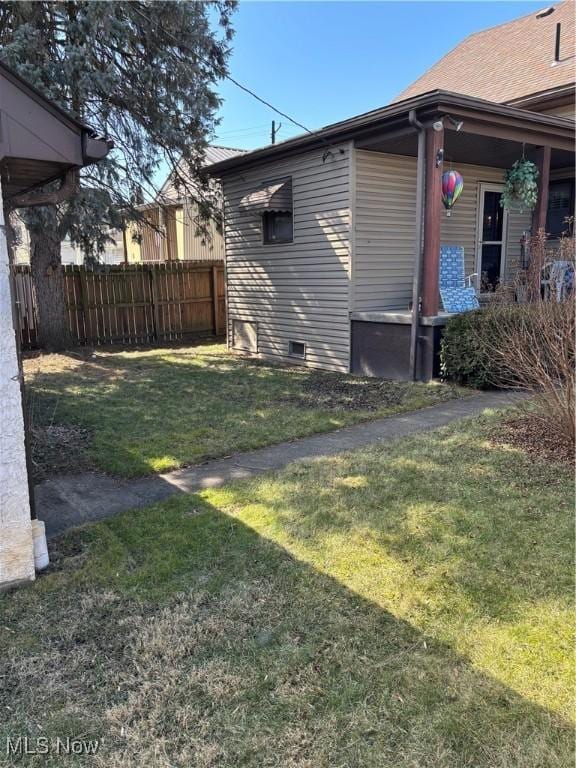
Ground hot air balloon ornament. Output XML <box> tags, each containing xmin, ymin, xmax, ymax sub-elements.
<box><xmin>441</xmin><ymin>170</ymin><xmax>464</xmax><ymax>216</ymax></box>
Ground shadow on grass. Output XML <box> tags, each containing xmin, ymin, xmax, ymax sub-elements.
<box><xmin>0</xmin><ymin>493</ymin><xmax>572</xmax><ymax>767</ymax></box>
<box><xmin>208</xmin><ymin>418</ymin><xmax>573</xmax><ymax>625</ymax></box>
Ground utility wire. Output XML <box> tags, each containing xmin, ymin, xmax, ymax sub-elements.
<box><xmin>132</xmin><ymin>7</ymin><xmax>344</xmax><ymax>157</ymax></box>
<box><xmin>215</xmin><ymin>71</ymin><xmax>343</xmax><ymax>156</ymax></box>
<box><xmin>221</xmin><ymin>73</ymin><xmax>314</xmax><ymax>138</ymax></box>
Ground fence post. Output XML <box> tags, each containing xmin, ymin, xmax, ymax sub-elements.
<box><xmin>78</xmin><ymin>265</ymin><xmax>90</xmax><ymax>344</ymax></box>
<box><xmin>211</xmin><ymin>265</ymin><xmax>219</xmax><ymax>336</ymax></box>
<box><xmin>148</xmin><ymin>265</ymin><xmax>160</xmax><ymax>343</ymax></box>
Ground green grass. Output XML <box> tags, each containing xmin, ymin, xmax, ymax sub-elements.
<box><xmin>1</xmin><ymin>413</ymin><xmax>572</xmax><ymax>767</ymax></box>
<box><xmin>24</xmin><ymin>343</ymin><xmax>461</xmax><ymax>478</ymax></box>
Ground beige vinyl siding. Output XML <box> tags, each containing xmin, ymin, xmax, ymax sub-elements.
<box><xmin>539</xmin><ymin>103</ymin><xmax>575</xmax><ymax>119</ymax></box>
<box><xmin>353</xmin><ymin>151</ymin><xmax>531</xmax><ymax>309</ymax></box>
<box><xmin>550</xmin><ymin>167</ymin><xmax>575</xmax><ymax>181</ymax></box>
<box><xmin>223</xmin><ymin>143</ymin><xmax>352</xmax><ymax>372</ymax></box>
<box><xmin>354</xmin><ymin>151</ymin><xmax>417</xmax><ymax>311</ymax></box>
<box><xmin>440</xmin><ymin>162</ymin><xmax>531</xmax><ymax>282</ymax></box>
<box><xmin>175</xmin><ymin>207</ymin><xmax>184</xmax><ymax>259</ymax></box>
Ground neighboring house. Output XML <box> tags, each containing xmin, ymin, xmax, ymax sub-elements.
<box><xmin>209</xmin><ymin>4</ymin><xmax>575</xmax><ymax>381</ymax></box>
<box><xmin>11</xmin><ymin>215</ymin><xmax>124</xmax><ymax>265</ymax></box>
<box><xmin>124</xmin><ymin>145</ymin><xmax>245</xmax><ymax>262</ymax></box>
<box><xmin>13</xmin><ymin>145</ymin><xmax>244</xmax><ymax>266</ymax></box>
<box><xmin>0</xmin><ymin>61</ymin><xmax>109</xmax><ymax>589</ymax></box>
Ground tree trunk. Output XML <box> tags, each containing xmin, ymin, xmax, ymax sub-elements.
<box><xmin>29</xmin><ymin>207</ymin><xmax>71</xmax><ymax>351</ymax></box>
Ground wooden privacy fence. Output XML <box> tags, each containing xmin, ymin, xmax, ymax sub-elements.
<box><xmin>15</xmin><ymin>261</ymin><xmax>226</xmax><ymax>348</ymax></box>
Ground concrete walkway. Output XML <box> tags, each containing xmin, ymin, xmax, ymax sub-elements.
<box><xmin>36</xmin><ymin>391</ymin><xmax>520</xmax><ymax>538</ymax></box>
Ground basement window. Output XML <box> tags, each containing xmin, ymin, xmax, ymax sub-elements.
<box><xmin>288</xmin><ymin>340</ymin><xmax>306</xmax><ymax>359</ymax></box>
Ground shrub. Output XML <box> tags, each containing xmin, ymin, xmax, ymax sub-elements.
<box><xmin>442</xmin><ymin>300</ymin><xmax>575</xmax><ymax>444</ymax></box>
<box><xmin>440</xmin><ymin>309</ymin><xmax>506</xmax><ymax>389</ymax></box>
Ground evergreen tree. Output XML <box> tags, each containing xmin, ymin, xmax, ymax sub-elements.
<box><xmin>0</xmin><ymin>1</ymin><xmax>235</xmax><ymax>349</ymax></box>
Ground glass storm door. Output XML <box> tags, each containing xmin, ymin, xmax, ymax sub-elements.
<box><xmin>476</xmin><ymin>184</ymin><xmax>508</xmax><ymax>292</ymax></box>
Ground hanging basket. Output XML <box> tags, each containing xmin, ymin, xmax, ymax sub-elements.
<box><xmin>500</xmin><ymin>159</ymin><xmax>539</xmax><ymax>212</ymax></box>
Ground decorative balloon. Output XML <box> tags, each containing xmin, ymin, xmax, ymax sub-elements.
<box><xmin>441</xmin><ymin>170</ymin><xmax>464</xmax><ymax>216</ymax></box>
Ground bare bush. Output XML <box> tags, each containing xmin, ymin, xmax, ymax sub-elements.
<box><xmin>486</xmin><ymin>300</ymin><xmax>574</xmax><ymax>443</ymax></box>
<box><xmin>483</xmin><ymin>230</ymin><xmax>575</xmax><ymax>445</ymax></box>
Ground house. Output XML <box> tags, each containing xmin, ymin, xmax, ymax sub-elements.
<box><xmin>209</xmin><ymin>4</ymin><xmax>575</xmax><ymax>381</ymax></box>
<box><xmin>395</xmin><ymin>1</ymin><xmax>575</xmax><ymax>117</ymax></box>
<box><xmin>124</xmin><ymin>145</ymin><xmax>245</xmax><ymax>263</ymax></box>
<box><xmin>0</xmin><ymin>61</ymin><xmax>110</xmax><ymax>588</ymax></box>
<box><xmin>11</xmin><ymin>217</ymin><xmax>125</xmax><ymax>266</ymax></box>
<box><xmin>11</xmin><ymin>145</ymin><xmax>245</xmax><ymax>266</ymax></box>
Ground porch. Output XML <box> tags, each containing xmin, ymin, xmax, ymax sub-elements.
<box><xmin>348</xmin><ymin>94</ymin><xmax>574</xmax><ymax>380</ymax></box>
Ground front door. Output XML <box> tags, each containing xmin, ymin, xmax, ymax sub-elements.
<box><xmin>476</xmin><ymin>183</ymin><xmax>508</xmax><ymax>292</ymax></box>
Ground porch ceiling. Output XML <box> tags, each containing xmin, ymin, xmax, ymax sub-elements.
<box><xmin>356</xmin><ymin>131</ymin><xmax>574</xmax><ymax>170</ymax></box>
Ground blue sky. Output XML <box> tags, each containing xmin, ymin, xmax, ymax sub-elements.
<box><xmin>212</xmin><ymin>1</ymin><xmax>544</xmax><ymax>149</ymax></box>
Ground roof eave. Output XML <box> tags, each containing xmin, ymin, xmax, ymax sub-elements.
<box><xmin>208</xmin><ymin>90</ymin><xmax>575</xmax><ymax>176</ymax></box>
<box><xmin>505</xmin><ymin>82</ymin><xmax>576</xmax><ymax>109</ymax></box>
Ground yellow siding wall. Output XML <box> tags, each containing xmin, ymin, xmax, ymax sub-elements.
<box><xmin>125</xmin><ymin>222</ymin><xmax>142</xmax><ymax>262</ymax></box>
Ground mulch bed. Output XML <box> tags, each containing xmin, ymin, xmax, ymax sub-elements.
<box><xmin>493</xmin><ymin>414</ymin><xmax>574</xmax><ymax>467</ymax></box>
<box><xmin>279</xmin><ymin>374</ymin><xmax>453</xmax><ymax>412</ymax></box>
<box><xmin>30</xmin><ymin>424</ymin><xmax>95</xmax><ymax>483</ymax></box>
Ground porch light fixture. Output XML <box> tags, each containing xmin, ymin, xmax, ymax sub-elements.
<box><xmin>432</xmin><ymin>120</ymin><xmax>444</xmax><ymax>132</ymax></box>
<box><xmin>445</xmin><ymin>115</ymin><xmax>464</xmax><ymax>132</ymax></box>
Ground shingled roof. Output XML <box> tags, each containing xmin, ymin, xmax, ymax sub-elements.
<box><xmin>394</xmin><ymin>3</ymin><xmax>575</xmax><ymax>105</ymax></box>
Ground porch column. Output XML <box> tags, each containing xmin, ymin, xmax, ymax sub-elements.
<box><xmin>531</xmin><ymin>145</ymin><xmax>551</xmax><ymax>234</ymax></box>
<box><xmin>421</xmin><ymin>126</ymin><xmax>444</xmax><ymax>317</ymax></box>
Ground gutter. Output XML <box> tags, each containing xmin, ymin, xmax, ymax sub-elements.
<box><xmin>408</xmin><ymin>109</ymin><xmax>426</xmax><ymax>381</ymax></box>
<box><xmin>207</xmin><ymin>89</ymin><xmax>575</xmax><ymax>176</ymax></box>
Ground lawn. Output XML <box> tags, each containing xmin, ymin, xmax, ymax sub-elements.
<box><xmin>1</xmin><ymin>412</ymin><xmax>572</xmax><ymax>767</ymax></box>
<box><xmin>24</xmin><ymin>342</ymin><xmax>461</xmax><ymax>478</ymax></box>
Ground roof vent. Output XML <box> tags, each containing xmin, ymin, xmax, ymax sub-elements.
<box><xmin>553</xmin><ymin>21</ymin><xmax>561</xmax><ymax>64</ymax></box>
<box><xmin>536</xmin><ymin>6</ymin><xmax>555</xmax><ymax>18</ymax></box>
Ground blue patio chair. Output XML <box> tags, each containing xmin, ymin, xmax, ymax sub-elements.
<box><xmin>439</xmin><ymin>245</ymin><xmax>480</xmax><ymax>313</ymax></box>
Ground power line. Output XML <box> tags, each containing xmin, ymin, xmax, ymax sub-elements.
<box><xmin>132</xmin><ymin>7</ymin><xmax>344</xmax><ymax>158</ymax></box>
<box><xmin>216</xmin><ymin>123</ymin><xmax>270</xmax><ymax>136</ymax></box>
<box><xmin>222</xmin><ymin>75</ymin><xmax>314</xmax><ymax>138</ymax></box>
<box><xmin>214</xmin><ymin>70</ymin><xmax>344</xmax><ymax>157</ymax></box>
<box><xmin>214</xmin><ymin>129</ymin><xmax>269</xmax><ymax>139</ymax></box>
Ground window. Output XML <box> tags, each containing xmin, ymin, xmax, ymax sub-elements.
<box><xmin>263</xmin><ymin>211</ymin><xmax>293</xmax><ymax>244</ymax></box>
<box><xmin>546</xmin><ymin>179</ymin><xmax>575</xmax><ymax>238</ymax></box>
<box><xmin>238</xmin><ymin>176</ymin><xmax>293</xmax><ymax>245</ymax></box>
<box><xmin>288</xmin><ymin>340</ymin><xmax>306</xmax><ymax>358</ymax></box>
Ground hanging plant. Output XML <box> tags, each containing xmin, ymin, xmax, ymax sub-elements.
<box><xmin>500</xmin><ymin>158</ymin><xmax>539</xmax><ymax>211</ymax></box>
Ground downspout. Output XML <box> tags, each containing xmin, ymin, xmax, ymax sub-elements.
<box><xmin>408</xmin><ymin>109</ymin><xmax>426</xmax><ymax>380</ymax></box>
